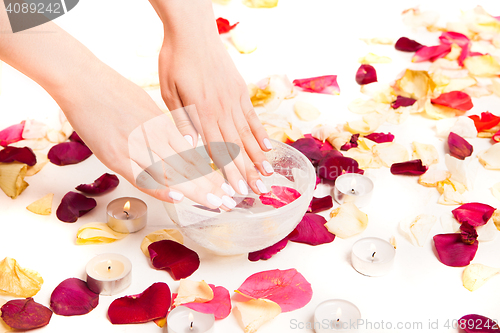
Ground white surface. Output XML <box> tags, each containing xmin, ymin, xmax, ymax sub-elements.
<box><xmin>1</xmin><ymin>0</ymin><xmax>500</xmax><ymax>332</ymax></box>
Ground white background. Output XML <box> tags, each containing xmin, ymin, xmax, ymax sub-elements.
<box><xmin>1</xmin><ymin>0</ymin><xmax>500</xmax><ymax>332</ymax></box>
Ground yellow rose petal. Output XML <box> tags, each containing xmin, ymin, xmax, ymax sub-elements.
<box><xmin>491</xmin><ymin>182</ymin><xmax>500</xmax><ymax>201</ymax></box>
<box><xmin>242</xmin><ymin>0</ymin><xmax>277</xmax><ymax>8</ymax></box>
<box><xmin>372</xmin><ymin>142</ymin><xmax>409</xmax><ymax>168</ymax></box>
<box><xmin>358</xmin><ymin>52</ymin><xmax>392</xmax><ymax>64</ymax></box>
<box><xmin>294</xmin><ymin>101</ymin><xmax>320</xmax><ymax>121</ymax></box>
<box><xmin>464</xmin><ymin>55</ymin><xmax>500</xmax><ymax>77</ymax></box>
<box><xmin>478</xmin><ymin>143</ymin><xmax>500</xmax><ymax>170</ymax></box>
<box><xmin>394</xmin><ymin>69</ymin><xmax>435</xmax><ymax>100</ymax></box>
<box><xmin>0</xmin><ymin>163</ymin><xmax>29</xmax><ymax>199</ymax></box>
<box><xmin>412</xmin><ymin>142</ymin><xmax>439</xmax><ymax>166</ymax></box>
<box><xmin>463</xmin><ymin>264</ymin><xmax>500</xmax><ymax>292</ymax></box>
<box><xmin>26</xmin><ymin>193</ymin><xmax>53</xmax><ymax>215</ymax></box>
<box><xmin>399</xmin><ymin>214</ymin><xmax>437</xmax><ymax>247</ymax></box>
<box><xmin>141</xmin><ymin>229</ymin><xmax>184</xmax><ymax>257</ymax></box>
<box><xmin>234</xmin><ymin>298</ymin><xmax>281</xmax><ymax>333</ymax></box>
<box><xmin>230</xmin><ymin>26</ymin><xmax>258</xmax><ymax>54</ymax></box>
<box><xmin>359</xmin><ymin>37</ymin><xmax>394</xmax><ymax>45</ymax></box>
<box><xmin>26</xmin><ymin>153</ymin><xmax>49</xmax><ymax>177</ymax></box>
<box><xmin>174</xmin><ymin>279</ymin><xmax>214</xmax><ymax>307</ymax></box>
<box><xmin>326</xmin><ymin>202</ymin><xmax>368</xmax><ymax>239</ymax></box>
<box><xmin>0</xmin><ymin>257</ymin><xmax>43</xmax><ymax>297</ymax></box>
<box><xmin>76</xmin><ymin>222</ymin><xmax>128</xmax><ymax>245</ymax></box>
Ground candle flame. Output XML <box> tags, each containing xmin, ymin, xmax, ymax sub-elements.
<box><xmin>350</xmin><ymin>177</ymin><xmax>357</xmax><ymax>188</ymax></box>
<box><xmin>336</xmin><ymin>307</ymin><xmax>342</xmax><ymax>320</ymax></box>
<box><xmin>123</xmin><ymin>201</ymin><xmax>131</xmax><ymax>211</ymax></box>
<box><xmin>189</xmin><ymin>312</ymin><xmax>194</xmax><ymax>330</ymax></box>
<box><xmin>107</xmin><ymin>260</ymin><xmax>112</xmax><ymax>271</ymax></box>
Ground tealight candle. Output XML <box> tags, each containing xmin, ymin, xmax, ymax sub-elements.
<box><xmin>351</xmin><ymin>237</ymin><xmax>396</xmax><ymax>277</ymax></box>
<box><xmin>167</xmin><ymin>306</ymin><xmax>215</xmax><ymax>333</ymax></box>
<box><xmin>86</xmin><ymin>253</ymin><xmax>132</xmax><ymax>296</ymax></box>
<box><xmin>314</xmin><ymin>299</ymin><xmax>361</xmax><ymax>332</ymax></box>
<box><xmin>333</xmin><ymin>174</ymin><xmax>374</xmax><ymax>208</ymax></box>
<box><xmin>107</xmin><ymin>197</ymin><xmax>147</xmax><ymax>233</ymax></box>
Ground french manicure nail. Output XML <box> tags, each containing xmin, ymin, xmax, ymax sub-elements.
<box><xmin>262</xmin><ymin>161</ymin><xmax>274</xmax><ymax>174</ymax></box>
<box><xmin>221</xmin><ymin>183</ymin><xmax>236</xmax><ymax>196</ymax></box>
<box><xmin>238</xmin><ymin>179</ymin><xmax>249</xmax><ymax>195</ymax></box>
<box><xmin>256</xmin><ymin>179</ymin><xmax>268</xmax><ymax>193</ymax></box>
<box><xmin>207</xmin><ymin>193</ymin><xmax>222</xmax><ymax>207</ymax></box>
<box><xmin>222</xmin><ymin>196</ymin><xmax>237</xmax><ymax>209</ymax></box>
<box><xmin>263</xmin><ymin>138</ymin><xmax>273</xmax><ymax>150</ymax></box>
<box><xmin>168</xmin><ymin>191</ymin><xmax>184</xmax><ymax>201</ymax></box>
<box><xmin>184</xmin><ymin>135</ymin><xmax>194</xmax><ymax>147</ymax></box>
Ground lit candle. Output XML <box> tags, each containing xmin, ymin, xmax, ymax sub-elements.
<box><xmin>107</xmin><ymin>197</ymin><xmax>147</xmax><ymax>233</ymax></box>
<box><xmin>314</xmin><ymin>299</ymin><xmax>361</xmax><ymax>332</ymax></box>
<box><xmin>333</xmin><ymin>174</ymin><xmax>374</xmax><ymax>208</ymax></box>
<box><xmin>167</xmin><ymin>306</ymin><xmax>214</xmax><ymax>333</ymax></box>
<box><xmin>85</xmin><ymin>253</ymin><xmax>132</xmax><ymax>296</ymax></box>
<box><xmin>351</xmin><ymin>237</ymin><xmax>396</xmax><ymax>277</ymax></box>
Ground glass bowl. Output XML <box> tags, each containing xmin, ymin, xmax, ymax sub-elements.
<box><xmin>163</xmin><ymin>140</ymin><xmax>316</xmax><ymax>255</ymax></box>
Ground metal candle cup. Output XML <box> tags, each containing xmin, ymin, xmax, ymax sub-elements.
<box><xmin>106</xmin><ymin>197</ymin><xmax>147</xmax><ymax>233</ymax></box>
<box><xmin>85</xmin><ymin>253</ymin><xmax>132</xmax><ymax>296</ymax></box>
<box><xmin>314</xmin><ymin>299</ymin><xmax>361</xmax><ymax>332</ymax></box>
<box><xmin>351</xmin><ymin>237</ymin><xmax>396</xmax><ymax>277</ymax></box>
<box><xmin>333</xmin><ymin>174</ymin><xmax>374</xmax><ymax>208</ymax></box>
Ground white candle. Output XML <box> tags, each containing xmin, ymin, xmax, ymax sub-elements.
<box><xmin>86</xmin><ymin>253</ymin><xmax>132</xmax><ymax>296</ymax></box>
<box><xmin>333</xmin><ymin>174</ymin><xmax>374</xmax><ymax>208</ymax></box>
<box><xmin>167</xmin><ymin>307</ymin><xmax>214</xmax><ymax>333</ymax></box>
<box><xmin>314</xmin><ymin>299</ymin><xmax>361</xmax><ymax>332</ymax></box>
<box><xmin>351</xmin><ymin>237</ymin><xmax>396</xmax><ymax>277</ymax></box>
<box><xmin>107</xmin><ymin>197</ymin><xmax>147</xmax><ymax>233</ymax></box>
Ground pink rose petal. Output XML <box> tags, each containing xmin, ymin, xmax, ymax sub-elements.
<box><xmin>318</xmin><ymin>155</ymin><xmax>363</xmax><ymax>181</ymax></box>
<box><xmin>0</xmin><ymin>146</ymin><xmax>37</xmax><ymax>166</ymax></box>
<box><xmin>56</xmin><ymin>191</ymin><xmax>97</xmax><ymax>223</ymax></box>
<box><xmin>108</xmin><ymin>282</ymin><xmax>171</xmax><ymax>324</ymax></box>
<box><xmin>433</xmin><ymin>233</ymin><xmax>478</xmax><ymax>267</ymax></box>
<box><xmin>50</xmin><ymin>278</ymin><xmax>99</xmax><ymax>316</ymax></box>
<box><xmin>293</xmin><ymin>75</ymin><xmax>340</xmax><ymax>95</ymax></box>
<box><xmin>235</xmin><ymin>197</ymin><xmax>256</xmax><ymax>209</ymax></box>
<box><xmin>288</xmin><ymin>213</ymin><xmax>335</xmax><ymax>246</ymax></box>
<box><xmin>248</xmin><ymin>238</ymin><xmax>288</xmax><ymax>261</ymax></box>
<box><xmin>259</xmin><ymin>186</ymin><xmax>301</xmax><ymax>208</ymax></box>
<box><xmin>364</xmin><ymin>132</ymin><xmax>395</xmax><ymax>143</ymax></box>
<box><xmin>412</xmin><ymin>44</ymin><xmax>452</xmax><ymax>62</ymax></box>
<box><xmin>290</xmin><ymin>137</ymin><xmax>324</xmax><ymax>165</ymax></box>
<box><xmin>148</xmin><ymin>240</ymin><xmax>200</xmax><ymax>280</ymax></box>
<box><xmin>493</xmin><ymin>129</ymin><xmax>500</xmax><ymax>143</ymax></box>
<box><xmin>307</xmin><ymin>196</ymin><xmax>333</xmax><ymax>213</ymax></box>
<box><xmin>236</xmin><ymin>268</ymin><xmax>313</xmax><ymax>312</ymax></box>
<box><xmin>459</xmin><ymin>314</ymin><xmax>500</xmax><ymax>332</ymax></box>
<box><xmin>469</xmin><ymin>112</ymin><xmax>500</xmax><ymax>132</ymax></box>
<box><xmin>460</xmin><ymin>222</ymin><xmax>478</xmax><ymax>245</ymax></box>
<box><xmin>48</xmin><ymin>142</ymin><xmax>93</xmax><ymax>166</ymax></box>
<box><xmin>216</xmin><ymin>17</ymin><xmax>238</xmax><ymax>34</ymax></box>
<box><xmin>391</xmin><ymin>96</ymin><xmax>416</xmax><ymax>109</ymax></box>
<box><xmin>75</xmin><ymin>173</ymin><xmax>119</xmax><ymax>195</ymax></box>
<box><xmin>175</xmin><ymin>284</ymin><xmax>231</xmax><ymax>320</ymax></box>
<box><xmin>439</xmin><ymin>31</ymin><xmax>470</xmax><ymax>66</ymax></box>
<box><xmin>390</xmin><ymin>159</ymin><xmax>428</xmax><ymax>175</ymax></box>
<box><xmin>395</xmin><ymin>37</ymin><xmax>424</xmax><ymax>52</ymax></box>
<box><xmin>448</xmin><ymin>132</ymin><xmax>473</xmax><ymax>160</ymax></box>
<box><xmin>431</xmin><ymin>91</ymin><xmax>473</xmax><ymax>111</ymax></box>
<box><xmin>355</xmin><ymin>64</ymin><xmax>377</xmax><ymax>85</ymax></box>
<box><xmin>0</xmin><ymin>122</ymin><xmax>25</xmax><ymax>147</ymax></box>
<box><xmin>340</xmin><ymin>134</ymin><xmax>359</xmax><ymax>151</ymax></box>
<box><xmin>1</xmin><ymin>298</ymin><xmax>52</xmax><ymax>330</ymax></box>
<box><xmin>452</xmin><ymin>203</ymin><xmax>496</xmax><ymax>227</ymax></box>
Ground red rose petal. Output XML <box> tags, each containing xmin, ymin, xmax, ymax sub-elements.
<box><xmin>390</xmin><ymin>159</ymin><xmax>428</xmax><ymax>175</ymax></box>
<box><xmin>148</xmin><ymin>240</ymin><xmax>200</xmax><ymax>280</ymax></box>
<box><xmin>318</xmin><ymin>155</ymin><xmax>363</xmax><ymax>181</ymax></box>
<box><xmin>391</xmin><ymin>96</ymin><xmax>416</xmax><ymax>109</ymax></box>
<box><xmin>355</xmin><ymin>64</ymin><xmax>377</xmax><ymax>85</ymax></box>
<box><xmin>412</xmin><ymin>44</ymin><xmax>451</xmax><ymax>62</ymax></box>
<box><xmin>303</xmin><ymin>134</ymin><xmax>334</xmax><ymax>152</ymax></box>
<box><xmin>364</xmin><ymin>132</ymin><xmax>395</xmax><ymax>143</ymax></box>
<box><xmin>293</xmin><ymin>75</ymin><xmax>340</xmax><ymax>95</ymax></box>
<box><xmin>235</xmin><ymin>197</ymin><xmax>256</xmax><ymax>209</ymax></box>
<box><xmin>1</xmin><ymin>298</ymin><xmax>52</xmax><ymax>330</ymax></box>
<box><xmin>307</xmin><ymin>196</ymin><xmax>333</xmax><ymax>213</ymax></box>
<box><xmin>494</xmin><ymin>129</ymin><xmax>500</xmax><ymax>143</ymax></box>
<box><xmin>248</xmin><ymin>238</ymin><xmax>288</xmax><ymax>261</ymax></box>
<box><xmin>290</xmin><ymin>137</ymin><xmax>324</xmax><ymax>165</ymax></box>
<box><xmin>236</xmin><ymin>268</ymin><xmax>312</xmax><ymax>312</ymax></box>
<box><xmin>395</xmin><ymin>37</ymin><xmax>424</xmax><ymax>52</ymax></box>
<box><xmin>0</xmin><ymin>122</ymin><xmax>25</xmax><ymax>147</ymax></box>
<box><xmin>259</xmin><ymin>186</ymin><xmax>301</xmax><ymax>208</ymax></box>
<box><xmin>50</xmin><ymin>278</ymin><xmax>99</xmax><ymax>316</ymax></box>
<box><xmin>433</xmin><ymin>233</ymin><xmax>478</xmax><ymax>267</ymax></box>
<box><xmin>452</xmin><ymin>203</ymin><xmax>496</xmax><ymax>227</ymax></box>
<box><xmin>48</xmin><ymin>142</ymin><xmax>93</xmax><ymax>166</ymax></box>
<box><xmin>459</xmin><ymin>314</ymin><xmax>500</xmax><ymax>332</ymax></box>
<box><xmin>177</xmin><ymin>284</ymin><xmax>231</xmax><ymax>320</ymax></box>
<box><xmin>56</xmin><ymin>191</ymin><xmax>97</xmax><ymax>223</ymax></box>
<box><xmin>0</xmin><ymin>146</ymin><xmax>37</xmax><ymax>166</ymax></box>
<box><xmin>75</xmin><ymin>173</ymin><xmax>119</xmax><ymax>195</ymax></box>
<box><xmin>439</xmin><ymin>31</ymin><xmax>470</xmax><ymax>66</ymax></box>
<box><xmin>288</xmin><ymin>213</ymin><xmax>335</xmax><ymax>246</ymax></box>
<box><xmin>108</xmin><ymin>282</ymin><xmax>171</xmax><ymax>324</ymax></box>
<box><xmin>340</xmin><ymin>134</ymin><xmax>360</xmax><ymax>151</ymax></box>
<box><xmin>431</xmin><ymin>91</ymin><xmax>473</xmax><ymax>111</ymax></box>
<box><xmin>469</xmin><ymin>112</ymin><xmax>500</xmax><ymax>132</ymax></box>
<box><xmin>69</xmin><ymin>131</ymin><xmax>85</xmax><ymax>145</ymax></box>
<box><xmin>448</xmin><ymin>132</ymin><xmax>473</xmax><ymax>160</ymax></box>
<box><xmin>460</xmin><ymin>222</ymin><xmax>478</xmax><ymax>245</ymax></box>
<box><xmin>216</xmin><ymin>17</ymin><xmax>238</xmax><ymax>34</ymax></box>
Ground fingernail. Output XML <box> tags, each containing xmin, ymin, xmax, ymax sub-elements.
<box><xmin>221</xmin><ymin>183</ymin><xmax>236</xmax><ymax>196</ymax></box>
<box><xmin>262</xmin><ymin>161</ymin><xmax>274</xmax><ymax>174</ymax></box>
<box><xmin>184</xmin><ymin>135</ymin><xmax>194</xmax><ymax>147</ymax></box>
<box><xmin>222</xmin><ymin>195</ymin><xmax>236</xmax><ymax>209</ymax></box>
<box><xmin>238</xmin><ymin>179</ymin><xmax>249</xmax><ymax>195</ymax></box>
<box><xmin>263</xmin><ymin>138</ymin><xmax>273</xmax><ymax>150</ymax></box>
<box><xmin>256</xmin><ymin>179</ymin><xmax>268</xmax><ymax>193</ymax></box>
<box><xmin>168</xmin><ymin>191</ymin><xmax>184</xmax><ymax>201</ymax></box>
<box><xmin>207</xmin><ymin>193</ymin><xmax>222</xmax><ymax>207</ymax></box>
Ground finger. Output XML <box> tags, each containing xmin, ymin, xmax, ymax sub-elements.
<box><xmin>170</xmin><ymin>106</ymin><xmax>199</xmax><ymax>147</ymax></box>
<box><xmin>241</xmin><ymin>94</ymin><xmax>273</xmax><ymax>151</ymax></box>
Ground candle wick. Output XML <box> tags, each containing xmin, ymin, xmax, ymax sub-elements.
<box><xmin>190</xmin><ymin>321</ymin><xmax>193</xmax><ymax>330</ymax></box>
<box><xmin>123</xmin><ymin>210</ymin><xmax>129</xmax><ymax>219</ymax></box>
<box><xmin>108</xmin><ymin>266</ymin><xmax>111</xmax><ymax>271</ymax></box>
<box><xmin>372</xmin><ymin>251</ymin><xmax>376</xmax><ymax>258</ymax></box>
<box><xmin>351</xmin><ymin>188</ymin><xmax>355</xmax><ymax>194</ymax></box>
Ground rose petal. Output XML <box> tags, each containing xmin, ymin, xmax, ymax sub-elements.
<box><xmin>22</xmin><ymin>119</ymin><xmax>47</xmax><ymax>140</ymax></box>
<box><xmin>355</xmin><ymin>64</ymin><xmax>377</xmax><ymax>85</ymax></box>
<box><xmin>50</xmin><ymin>278</ymin><xmax>99</xmax><ymax>316</ymax></box>
<box><xmin>436</xmin><ymin>116</ymin><xmax>478</xmax><ymax>138</ymax></box>
<box><xmin>394</xmin><ymin>69</ymin><xmax>434</xmax><ymax>99</ymax></box>
<box><xmin>395</xmin><ymin>37</ymin><xmax>424</xmax><ymax>52</ymax></box>
<box><xmin>26</xmin><ymin>193</ymin><xmax>53</xmax><ymax>216</ymax></box>
<box><xmin>431</xmin><ymin>91</ymin><xmax>473</xmax><ymax>111</ymax></box>
<box><xmin>288</xmin><ymin>213</ymin><xmax>335</xmax><ymax>245</ymax></box>
<box><xmin>390</xmin><ymin>159</ymin><xmax>428</xmax><ymax>175</ymax></box>
<box><xmin>235</xmin><ymin>268</ymin><xmax>312</xmax><ymax>312</ymax></box>
<box><xmin>458</xmin><ymin>314</ymin><xmax>500</xmax><ymax>332</ymax></box>
<box><xmin>469</xmin><ymin>112</ymin><xmax>500</xmax><ymax>132</ymax></box>
<box><xmin>0</xmin><ymin>298</ymin><xmax>10</xmax><ymax>332</ymax></box>
<box><xmin>26</xmin><ymin>152</ymin><xmax>48</xmax><ymax>176</ymax></box>
<box><xmin>307</xmin><ymin>196</ymin><xmax>333</xmax><ymax>213</ymax></box>
<box><xmin>75</xmin><ymin>173</ymin><xmax>119</xmax><ymax>195</ymax></box>
<box><xmin>76</xmin><ymin>222</ymin><xmax>128</xmax><ymax>245</ymax></box>
<box><xmin>68</xmin><ymin>131</ymin><xmax>85</xmax><ymax>145</ymax></box>
<box><xmin>460</xmin><ymin>222</ymin><xmax>478</xmax><ymax>245</ymax></box>
<box><xmin>372</xmin><ymin>142</ymin><xmax>409</xmax><ymax>168</ymax></box>
<box><xmin>108</xmin><ymin>282</ymin><xmax>171</xmax><ymax>324</ymax></box>
<box><xmin>492</xmin><ymin>183</ymin><xmax>500</xmax><ymax>201</ymax></box>
<box><xmin>399</xmin><ymin>214</ymin><xmax>437</xmax><ymax>247</ymax></box>
<box><xmin>402</xmin><ymin>7</ymin><xmax>439</xmax><ymax>29</ymax></box>
<box><xmin>293</xmin><ymin>75</ymin><xmax>340</xmax><ymax>95</ymax></box>
<box><xmin>412</xmin><ymin>142</ymin><xmax>439</xmax><ymax>166</ymax></box>
<box><xmin>174</xmin><ymin>280</ymin><xmax>214</xmax><ymax>307</ymax></box>
<box><xmin>0</xmin><ymin>147</ymin><xmax>36</xmax><ymax>166</ymax></box>
<box><xmin>412</xmin><ymin>44</ymin><xmax>451</xmax><ymax>63</ymax></box>
<box><xmin>0</xmin><ymin>122</ymin><xmax>24</xmax><ymax>147</ymax></box>
<box><xmin>478</xmin><ymin>143</ymin><xmax>500</xmax><ymax>170</ymax></box>
<box><xmin>248</xmin><ymin>238</ymin><xmax>288</xmax><ymax>262</ymax></box>
<box><xmin>173</xmin><ymin>284</ymin><xmax>231</xmax><ymax>320</ymax></box>
<box><xmin>358</xmin><ymin>53</ymin><xmax>391</xmax><ymax>64</ymax></box>
<box><xmin>463</xmin><ymin>264</ymin><xmax>500</xmax><ymax>292</ymax></box>
<box><xmin>251</xmin><ymin>75</ymin><xmax>296</xmax><ymax>112</ymax></box>
<box><xmin>425</xmin><ymin>98</ymin><xmax>459</xmax><ymax>119</ymax></box>
<box><xmin>0</xmin><ymin>163</ymin><xmax>29</xmax><ymax>199</ymax></box>
<box><xmin>293</xmin><ymin>101</ymin><xmax>320</xmax><ymax>121</ymax></box>
<box><xmin>48</xmin><ymin>142</ymin><xmax>92</xmax><ymax>166</ymax></box>
<box><xmin>326</xmin><ymin>202</ymin><xmax>369</xmax><ymax>239</ymax></box>
<box><xmin>0</xmin><ymin>257</ymin><xmax>43</xmax><ymax>297</ymax></box>
<box><xmin>140</xmin><ymin>229</ymin><xmax>183</xmax><ymax>257</ymax></box>
<box><xmin>235</xmin><ymin>197</ymin><xmax>256</xmax><ymax>209</ymax></box>
<box><xmin>216</xmin><ymin>17</ymin><xmax>238</xmax><ymax>34</ymax></box>
<box><xmin>1</xmin><ymin>298</ymin><xmax>51</xmax><ymax>330</ymax></box>
<box><xmin>452</xmin><ymin>203</ymin><xmax>496</xmax><ymax>227</ymax></box>
<box><xmin>234</xmin><ymin>298</ymin><xmax>281</xmax><ymax>333</ymax></box>
<box><xmin>493</xmin><ymin>129</ymin><xmax>500</xmax><ymax>142</ymax></box>
<box><xmin>433</xmin><ymin>233</ymin><xmax>478</xmax><ymax>267</ymax></box>
<box><xmin>391</xmin><ymin>96</ymin><xmax>416</xmax><ymax>109</ymax></box>
<box><xmin>438</xmin><ymin>183</ymin><xmax>467</xmax><ymax>206</ymax></box>
<box><xmin>317</xmin><ymin>155</ymin><xmax>363</xmax><ymax>181</ymax></box>
<box><xmin>364</xmin><ymin>132</ymin><xmax>394</xmax><ymax>143</ymax></box>
<box><xmin>360</xmin><ymin>37</ymin><xmax>394</xmax><ymax>45</ymax></box>
<box><xmin>340</xmin><ymin>134</ymin><xmax>359</xmax><ymax>151</ymax></box>
<box><xmin>464</xmin><ymin>55</ymin><xmax>500</xmax><ymax>76</ymax></box>
<box><xmin>148</xmin><ymin>240</ymin><xmax>200</xmax><ymax>280</ymax></box>
<box><xmin>448</xmin><ymin>132</ymin><xmax>473</xmax><ymax>160</ymax></box>
<box><xmin>56</xmin><ymin>192</ymin><xmax>97</xmax><ymax>223</ymax></box>
<box><xmin>259</xmin><ymin>186</ymin><xmax>301</xmax><ymax>208</ymax></box>
<box><xmin>230</xmin><ymin>25</ymin><xmax>257</xmax><ymax>54</ymax></box>
<box><xmin>242</xmin><ymin>0</ymin><xmax>278</xmax><ymax>8</ymax></box>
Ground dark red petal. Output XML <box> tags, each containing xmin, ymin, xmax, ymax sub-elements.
<box><xmin>69</xmin><ymin>131</ymin><xmax>86</xmax><ymax>145</ymax></box>
<box><xmin>364</xmin><ymin>132</ymin><xmax>395</xmax><ymax>143</ymax></box>
<box><xmin>1</xmin><ymin>298</ymin><xmax>52</xmax><ymax>330</ymax></box>
<box><xmin>412</xmin><ymin>44</ymin><xmax>451</xmax><ymax>62</ymax></box>
<box><xmin>259</xmin><ymin>186</ymin><xmax>301</xmax><ymax>208</ymax></box>
<box><xmin>56</xmin><ymin>191</ymin><xmax>97</xmax><ymax>223</ymax></box>
<box><xmin>390</xmin><ymin>159</ymin><xmax>428</xmax><ymax>175</ymax></box>
<box><xmin>469</xmin><ymin>112</ymin><xmax>500</xmax><ymax>132</ymax></box>
<box><xmin>248</xmin><ymin>238</ymin><xmax>288</xmax><ymax>261</ymax></box>
<box><xmin>75</xmin><ymin>173</ymin><xmax>119</xmax><ymax>195</ymax></box>
<box><xmin>460</xmin><ymin>222</ymin><xmax>478</xmax><ymax>245</ymax></box>
<box><xmin>0</xmin><ymin>122</ymin><xmax>25</xmax><ymax>147</ymax></box>
<box><xmin>395</xmin><ymin>37</ymin><xmax>424</xmax><ymax>52</ymax></box>
<box><xmin>48</xmin><ymin>142</ymin><xmax>93</xmax><ymax>166</ymax></box>
<box><xmin>303</xmin><ymin>134</ymin><xmax>334</xmax><ymax>152</ymax></box>
<box><xmin>318</xmin><ymin>155</ymin><xmax>363</xmax><ymax>181</ymax></box>
<box><xmin>448</xmin><ymin>132</ymin><xmax>473</xmax><ymax>160</ymax></box>
<box><xmin>293</xmin><ymin>75</ymin><xmax>340</xmax><ymax>95</ymax></box>
<box><xmin>108</xmin><ymin>282</ymin><xmax>171</xmax><ymax>324</ymax></box>
<box><xmin>0</xmin><ymin>146</ymin><xmax>37</xmax><ymax>166</ymax></box>
<box><xmin>235</xmin><ymin>197</ymin><xmax>255</xmax><ymax>209</ymax></box>
<box><xmin>216</xmin><ymin>17</ymin><xmax>238</xmax><ymax>34</ymax></box>
<box><xmin>452</xmin><ymin>203</ymin><xmax>496</xmax><ymax>227</ymax></box>
<box><xmin>459</xmin><ymin>314</ymin><xmax>500</xmax><ymax>332</ymax></box>
<box><xmin>288</xmin><ymin>213</ymin><xmax>335</xmax><ymax>245</ymax></box>
<box><xmin>433</xmin><ymin>233</ymin><xmax>478</xmax><ymax>267</ymax></box>
<box><xmin>179</xmin><ymin>284</ymin><xmax>231</xmax><ymax>320</ymax></box>
<box><xmin>148</xmin><ymin>240</ymin><xmax>200</xmax><ymax>280</ymax></box>
<box><xmin>307</xmin><ymin>196</ymin><xmax>333</xmax><ymax>213</ymax></box>
<box><xmin>340</xmin><ymin>134</ymin><xmax>360</xmax><ymax>151</ymax></box>
<box><xmin>391</xmin><ymin>95</ymin><xmax>416</xmax><ymax>109</ymax></box>
<box><xmin>431</xmin><ymin>91</ymin><xmax>473</xmax><ymax>111</ymax></box>
<box><xmin>290</xmin><ymin>137</ymin><xmax>323</xmax><ymax>164</ymax></box>
<box><xmin>50</xmin><ymin>278</ymin><xmax>99</xmax><ymax>316</ymax></box>
<box><xmin>355</xmin><ymin>64</ymin><xmax>377</xmax><ymax>85</ymax></box>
